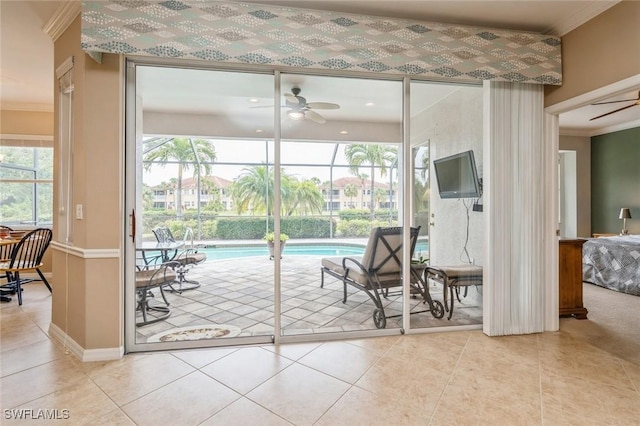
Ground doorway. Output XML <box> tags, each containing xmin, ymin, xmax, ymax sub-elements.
<box><xmin>124</xmin><ymin>60</ymin><xmax>484</xmax><ymax>352</ymax></box>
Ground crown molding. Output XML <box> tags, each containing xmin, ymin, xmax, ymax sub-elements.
<box><xmin>560</xmin><ymin>119</ymin><xmax>640</xmax><ymax>138</ymax></box>
<box><xmin>590</xmin><ymin>119</ymin><xmax>640</xmax><ymax>137</ymax></box>
<box><xmin>43</xmin><ymin>1</ymin><xmax>81</xmax><ymax>42</ymax></box>
<box><xmin>544</xmin><ymin>0</ymin><xmax>620</xmax><ymax>36</ymax></box>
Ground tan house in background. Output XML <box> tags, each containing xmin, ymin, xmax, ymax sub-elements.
<box><xmin>150</xmin><ymin>176</ymin><xmax>233</xmax><ymax>211</ymax></box>
<box><xmin>321</xmin><ymin>177</ymin><xmax>396</xmax><ymax>211</ymax></box>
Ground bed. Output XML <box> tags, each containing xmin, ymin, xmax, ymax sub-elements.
<box><xmin>582</xmin><ymin>235</ymin><xmax>640</xmax><ymax>296</ymax></box>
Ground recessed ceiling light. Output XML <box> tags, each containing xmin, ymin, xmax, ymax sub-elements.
<box><xmin>256</xmin><ymin>129</ymin><xmax>263</xmax><ymax>133</ymax></box>
<box><xmin>365</xmin><ymin>102</ymin><xmax>375</xmax><ymax>107</ymax></box>
<box><xmin>340</xmin><ymin>130</ymin><xmax>348</xmax><ymax>134</ymax></box>
<box><xmin>249</xmin><ymin>98</ymin><xmax>259</xmax><ymax>103</ymax></box>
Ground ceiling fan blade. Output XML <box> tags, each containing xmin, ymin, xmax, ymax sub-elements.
<box><xmin>589</xmin><ymin>103</ymin><xmax>637</xmax><ymax>121</ymax></box>
<box><xmin>307</xmin><ymin>102</ymin><xmax>340</xmax><ymax>110</ymax></box>
<box><xmin>305</xmin><ymin>109</ymin><xmax>326</xmax><ymax>124</ymax></box>
<box><xmin>284</xmin><ymin>93</ymin><xmax>299</xmax><ymax>105</ymax></box>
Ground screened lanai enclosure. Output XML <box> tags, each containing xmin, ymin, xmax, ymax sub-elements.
<box><xmin>142</xmin><ymin>138</ymin><xmax>416</xmax><ymax>243</ymax></box>
<box><xmin>127</xmin><ymin>64</ymin><xmax>483</xmax><ymax>351</ymax></box>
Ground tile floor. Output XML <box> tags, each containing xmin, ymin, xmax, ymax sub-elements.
<box><xmin>2</xmin><ymin>282</ymin><xmax>640</xmax><ymax>425</ymax></box>
<box><xmin>135</xmin><ymin>255</ymin><xmax>483</xmax><ymax>343</ymax></box>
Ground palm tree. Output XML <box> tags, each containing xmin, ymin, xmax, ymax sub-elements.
<box><xmin>344</xmin><ymin>144</ymin><xmax>398</xmax><ymax>220</ymax></box>
<box><xmin>357</xmin><ymin>173</ymin><xmax>368</xmax><ymax>209</ymax></box>
<box><xmin>144</xmin><ymin>138</ymin><xmax>216</xmax><ymax>218</ymax></box>
<box><xmin>285</xmin><ymin>179</ymin><xmax>324</xmax><ymax>216</ymax></box>
<box><xmin>344</xmin><ymin>183</ymin><xmax>358</xmax><ymax>208</ymax></box>
<box><xmin>200</xmin><ymin>177</ymin><xmax>224</xmax><ymax>212</ymax></box>
<box><xmin>232</xmin><ymin>165</ymin><xmax>274</xmax><ymax>215</ymax></box>
<box><xmin>414</xmin><ymin>180</ymin><xmax>429</xmax><ymax>210</ymax></box>
<box><xmin>232</xmin><ymin>166</ymin><xmax>323</xmax><ymax>216</ymax></box>
<box><xmin>142</xmin><ymin>184</ymin><xmax>154</xmax><ymax>210</ymax></box>
<box><xmin>374</xmin><ymin>187</ymin><xmax>387</xmax><ymax>210</ymax></box>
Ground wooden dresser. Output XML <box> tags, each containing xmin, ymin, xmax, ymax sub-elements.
<box><xmin>559</xmin><ymin>238</ymin><xmax>588</xmax><ymax>319</ymax></box>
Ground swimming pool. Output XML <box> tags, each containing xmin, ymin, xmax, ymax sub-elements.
<box><xmin>200</xmin><ymin>242</ymin><xmax>428</xmax><ymax>260</ymax></box>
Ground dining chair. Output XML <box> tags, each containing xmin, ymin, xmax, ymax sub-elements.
<box><xmin>136</xmin><ymin>261</ymin><xmax>178</xmax><ymax>326</ymax></box>
<box><xmin>0</xmin><ymin>228</ymin><xmax>53</xmax><ymax>305</ymax></box>
<box><xmin>152</xmin><ymin>226</ymin><xmax>207</xmax><ymax>293</ymax></box>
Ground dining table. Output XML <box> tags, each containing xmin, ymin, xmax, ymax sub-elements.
<box><xmin>136</xmin><ymin>241</ymin><xmax>184</xmax><ymax>269</ymax></box>
<box><xmin>0</xmin><ymin>238</ymin><xmax>19</xmax><ymax>302</ymax></box>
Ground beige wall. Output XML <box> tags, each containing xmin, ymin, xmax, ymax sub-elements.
<box><xmin>52</xmin><ymin>16</ymin><xmax>123</xmax><ymax>351</ymax></box>
<box><xmin>545</xmin><ymin>1</ymin><xmax>640</xmax><ymax>106</ymax></box>
<box><xmin>0</xmin><ymin>110</ymin><xmax>53</xmax><ymax>135</ymax></box>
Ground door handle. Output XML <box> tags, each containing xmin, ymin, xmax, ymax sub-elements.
<box><xmin>130</xmin><ymin>209</ymin><xmax>136</xmax><ymax>243</ymax></box>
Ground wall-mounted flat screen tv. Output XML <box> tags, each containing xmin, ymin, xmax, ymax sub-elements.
<box><xmin>433</xmin><ymin>150</ymin><xmax>481</xmax><ymax>199</ymax></box>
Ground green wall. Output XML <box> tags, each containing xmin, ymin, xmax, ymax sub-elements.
<box><xmin>591</xmin><ymin>127</ymin><xmax>640</xmax><ymax>235</ymax></box>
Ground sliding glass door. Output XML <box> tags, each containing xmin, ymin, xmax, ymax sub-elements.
<box><xmin>127</xmin><ymin>65</ymin><xmax>276</xmax><ymax>350</ymax></box>
<box><xmin>278</xmin><ymin>74</ymin><xmax>406</xmax><ymax>335</ymax></box>
<box><xmin>124</xmin><ymin>60</ymin><xmax>484</xmax><ymax>352</ymax></box>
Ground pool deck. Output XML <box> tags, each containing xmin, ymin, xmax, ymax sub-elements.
<box><xmin>135</xmin><ymin>247</ymin><xmax>482</xmax><ymax>344</ymax></box>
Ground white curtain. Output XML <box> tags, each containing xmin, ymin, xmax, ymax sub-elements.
<box><xmin>483</xmin><ymin>81</ymin><xmax>557</xmax><ymax>336</ymax></box>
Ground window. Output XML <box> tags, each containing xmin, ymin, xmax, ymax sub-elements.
<box><xmin>0</xmin><ymin>141</ymin><xmax>53</xmax><ymax>226</ymax></box>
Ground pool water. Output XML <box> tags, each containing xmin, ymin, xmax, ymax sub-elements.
<box><xmin>200</xmin><ymin>242</ymin><xmax>428</xmax><ymax>261</ymax></box>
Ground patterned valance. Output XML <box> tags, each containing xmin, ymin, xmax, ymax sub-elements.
<box><xmin>81</xmin><ymin>1</ymin><xmax>562</xmax><ymax>85</ymax></box>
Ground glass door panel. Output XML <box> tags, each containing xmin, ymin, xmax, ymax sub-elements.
<box><xmin>279</xmin><ymin>74</ymin><xmax>404</xmax><ymax>335</ymax></box>
<box><xmin>129</xmin><ymin>65</ymin><xmax>275</xmax><ymax>349</ymax></box>
<box><xmin>409</xmin><ymin>81</ymin><xmax>484</xmax><ymax>328</ymax></box>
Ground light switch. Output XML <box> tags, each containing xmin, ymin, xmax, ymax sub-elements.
<box><xmin>76</xmin><ymin>204</ymin><xmax>83</xmax><ymax>220</ymax></box>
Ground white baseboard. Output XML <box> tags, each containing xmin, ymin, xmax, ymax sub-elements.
<box><xmin>48</xmin><ymin>323</ymin><xmax>124</xmax><ymax>362</ymax></box>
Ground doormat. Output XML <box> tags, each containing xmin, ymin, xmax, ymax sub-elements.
<box><xmin>147</xmin><ymin>324</ymin><xmax>241</xmax><ymax>342</ymax></box>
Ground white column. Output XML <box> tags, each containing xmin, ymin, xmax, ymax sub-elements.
<box><xmin>483</xmin><ymin>81</ymin><xmax>555</xmax><ymax>336</ymax></box>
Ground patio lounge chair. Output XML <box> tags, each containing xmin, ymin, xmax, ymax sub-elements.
<box><xmin>152</xmin><ymin>227</ymin><xmax>207</xmax><ymax>293</ymax></box>
<box><xmin>320</xmin><ymin>226</ymin><xmax>444</xmax><ymax>329</ymax></box>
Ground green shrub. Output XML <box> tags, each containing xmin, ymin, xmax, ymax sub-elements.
<box><xmin>336</xmin><ymin>219</ymin><xmax>397</xmax><ymax>237</ymax></box>
<box><xmin>215</xmin><ymin>216</ymin><xmax>335</xmax><ymax>239</ymax></box>
<box><xmin>279</xmin><ymin>217</ymin><xmax>335</xmax><ymax>239</ymax></box>
<box><xmin>216</xmin><ymin>217</ymin><xmax>266</xmax><ymax>239</ymax></box>
<box><xmin>338</xmin><ymin>209</ymin><xmax>370</xmax><ymax>221</ymax></box>
<box><xmin>338</xmin><ymin>209</ymin><xmax>398</xmax><ymax>222</ymax></box>
<box><xmin>374</xmin><ymin>208</ymin><xmax>398</xmax><ymax>221</ymax></box>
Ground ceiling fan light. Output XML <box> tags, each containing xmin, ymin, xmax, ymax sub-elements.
<box><xmin>288</xmin><ymin>110</ymin><xmax>305</xmax><ymax>120</ymax></box>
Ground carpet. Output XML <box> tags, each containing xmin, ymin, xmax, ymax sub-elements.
<box><xmin>561</xmin><ymin>283</ymin><xmax>640</xmax><ymax>366</ymax></box>
<box><xmin>147</xmin><ymin>324</ymin><xmax>241</xmax><ymax>342</ymax></box>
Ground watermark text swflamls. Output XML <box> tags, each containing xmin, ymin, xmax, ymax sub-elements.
<box><xmin>4</xmin><ymin>409</ymin><xmax>70</xmax><ymax>420</ymax></box>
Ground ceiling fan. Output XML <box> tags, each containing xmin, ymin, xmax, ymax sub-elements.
<box><xmin>283</xmin><ymin>87</ymin><xmax>340</xmax><ymax>124</ymax></box>
<box><xmin>589</xmin><ymin>90</ymin><xmax>640</xmax><ymax>121</ymax></box>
